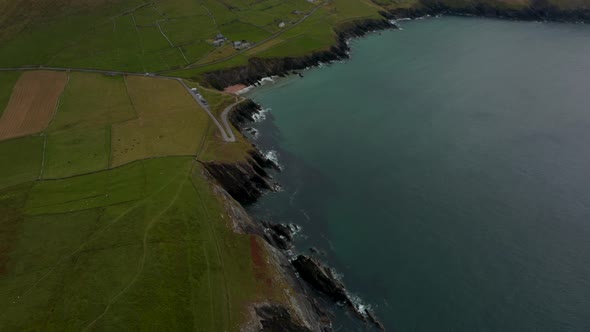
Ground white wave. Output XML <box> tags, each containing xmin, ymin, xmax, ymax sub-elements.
<box><xmin>259</xmin><ymin>76</ymin><xmax>276</xmax><ymax>85</ymax></box>
<box><xmin>264</xmin><ymin>149</ymin><xmax>280</xmax><ymax>168</ymax></box>
<box><xmin>289</xmin><ymin>223</ymin><xmax>302</xmax><ymax>234</ymax></box>
<box><xmin>252</xmin><ymin>107</ymin><xmax>270</xmax><ymax>122</ymax></box>
<box><xmin>349</xmin><ymin>294</ymin><xmax>372</xmax><ymax>318</ymax></box>
<box><xmin>236</xmin><ymin>85</ymin><xmax>254</xmax><ymax>95</ymax></box>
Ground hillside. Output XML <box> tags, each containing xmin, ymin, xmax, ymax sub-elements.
<box><xmin>1</xmin><ymin>0</ymin><xmax>590</xmax><ymax>331</ymax></box>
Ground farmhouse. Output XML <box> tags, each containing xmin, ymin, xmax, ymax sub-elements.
<box><xmin>233</xmin><ymin>40</ymin><xmax>251</xmax><ymax>50</ymax></box>
<box><xmin>212</xmin><ymin>33</ymin><xmax>227</xmax><ymax>46</ymax></box>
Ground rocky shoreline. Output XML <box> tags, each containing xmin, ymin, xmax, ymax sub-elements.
<box><xmin>202</xmin><ymin>18</ymin><xmax>396</xmax><ymax>90</ymax></box>
<box><xmin>204</xmin><ymin>100</ymin><xmax>386</xmax><ymax>331</ymax></box>
<box><xmin>384</xmin><ymin>0</ymin><xmax>590</xmax><ymax>22</ymax></box>
<box><xmin>201</xmin><ymin>9</ymin><xmax>590</xmax><ymax>331</ymax></box>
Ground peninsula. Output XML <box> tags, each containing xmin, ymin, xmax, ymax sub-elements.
<box><xmin>0</xmin><ymin>0</ymin><xmax>589</xmax><ymax>330</ymax></box>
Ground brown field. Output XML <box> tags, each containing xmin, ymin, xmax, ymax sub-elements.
<box><xmin>0</xmin><ymin>71</ymin><xmax>67</xmax><ymax>141</ymax></box>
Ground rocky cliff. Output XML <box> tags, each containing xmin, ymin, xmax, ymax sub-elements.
<box><xmin>387</xmin><ymin>0</ymin><xmax>590</xmax><ymax>22</ymax></box>
<box><xmin>203</xmin><ymin>18</ymin><xmax>395</xmax><ymax>90</ymax></box>
<box><xmin>203</xmin><ymin>149</ymin><xmax>277</xmax><ymax>204</ymax></box>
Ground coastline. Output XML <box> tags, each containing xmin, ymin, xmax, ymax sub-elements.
<box><xmin>206</xmin><ymin>99</ymin><xmax>387</xmax><ymax>331</ymax></box>
<box><xmin>201</xmin><ymin>9</ymin><xmax>590</xmax><ymax>331</ymax></box>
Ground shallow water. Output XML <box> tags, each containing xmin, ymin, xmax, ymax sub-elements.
<box><xmin>246</xmin><ymin>16</ymin><xmax>590</xmax><ymax>331</ymax></box>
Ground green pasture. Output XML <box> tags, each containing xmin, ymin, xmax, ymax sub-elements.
<box><xmin>0</xmin><ymin>72</ymin><xmax>20</xmax><ymax>117</ymax></box>
<box><xmin>0</xmin><ymin>136</ymin><xmax>43</xmax><ymax>190</ymax></box>
<box><xmin>0</xmin><ymin>157</ymin><xmax>260</xmax><ymax>331</ymax></box>
<box><xmin>49</xmin><ymin>72</ymin><xmax>136</xmax><ymax>132</ymax></box>
<box><xmin>43</xmin><ymin>126</ymin><xmax>111</xmax><ymax>179</ymax></box>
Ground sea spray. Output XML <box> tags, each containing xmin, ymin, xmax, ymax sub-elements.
<box><xmin>252</xmin><ymin>107</ymin><xmax>271</xmax><ymax>122</ymax></box>
<box><xmin>264</xmin><ymin>149</ymin><xmax>279</xmax><ymax>165</ymax></box>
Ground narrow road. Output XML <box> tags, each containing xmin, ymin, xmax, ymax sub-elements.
<box><xmin>0</xmin><ymin>66</ymin><xmax>238</xmax><ymax>142</ymax></box>
<box><xmin>159</xmin><ymin>4</ymin><xmax>323</xmax><ymax>72</ymax></box>
<box><xmin>175</xmin><ymin>78</ymin><xmax>236</xmax><ymax>142</ymax></box>
<box><xmin>221</xmin><ymin>98</ymin><xmax>246</xmax><ymax>139</ymax></box>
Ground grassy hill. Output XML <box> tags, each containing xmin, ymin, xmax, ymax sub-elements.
<box><xmin>0</xmin><ymin>71</ymin><xmax>290</xmax><ymax>331</ymax></box>
<box><xmin>0</xmin><ymin>0</ymin><xmax>382</xmax><ymax>74</ymax></box>
<box><xmin>2</xmin><ymin>0</ymin><xmax>590</xmax><ymax>331</ymax></box>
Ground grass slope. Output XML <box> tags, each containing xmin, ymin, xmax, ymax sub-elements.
<box><xmin>0</xmin><ymin>72</ymin><xmax>20</xmax><ymax>117</ymax></box>
<box><xmin>110</xmin><ymin>76</ymin><xmax>211</xmax><ymax>166</ymax></box>
<box><xmin>0</xmin><ymin>158</ymin><xmax>260</xmax><ymax>331</ymax></box>
<box><xmin>0</xmin><ymin>136</ymin><xmax>44</xmax><ymax>190</ymax></box>
<box><xmin>43</xmin><ymin>126</ymin><xmax>111</xmax><ymax>179</ymax></box>
<box><xmin>49</xmin><ymin>72</ymin><xmax>136</xmax><ymax>132</ymax></box>
<box><xmin>0</xmin><ymin>0</ymin><xmax>388</xmax><ymax>74</ymax></box>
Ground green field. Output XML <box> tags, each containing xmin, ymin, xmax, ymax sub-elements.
<box><xmin>0</xmin><ymin>157</ymin><xmax>260</xmax><ymax>331</ymax></box>
<box><xmin>43</xmin><ymin>126</ymin><xmax>111</xmax><ymax>179</ymax></box>
<box><xmin>110</xmin><ymin>76</ymin><xmax>212</xmax><ymax>166</ymax></box>
<box><xmin>0</xmin><ymin>136</ymin><xmax>44</xmax><ymax>190</ymax></box>
<box><xmin>0</xmin><ymin>71</ymin><xmax>290</xmax><ymax>330</ymax></box>
<box><xmin>3</xmin><ymin>0</ymin><xmax>590</xmax><ymax>330</ymax></box>
<box><xmin>0</xmin><ymin>0</ymin><xmax>396</xmax><ymax>76</ymax></box>
<box><xmin>0</xmin><ymin>72</ymin><xmax>20</xmax><ymax>117</ymax></box>
<box><xmin>49</xmin><ymin>73</ymin><xmax>136</xmax><ymax>131</ymax></box>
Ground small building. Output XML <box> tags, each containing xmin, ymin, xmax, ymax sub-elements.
<box><xmin>278</xmin><ymin>22</ymin><xmax>285</xmax><ymax>28</ymax></box>
<box><xmin>233</xmin><ymin>40</ymin><xmax>251</xmax><ymax>50</ymax></box>
<box><xmin>213</xmin><ymin>39</ymin><xmax>224</xmax><ymax>47</ymax></box>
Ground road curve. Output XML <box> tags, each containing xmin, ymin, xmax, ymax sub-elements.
<box><xmin>221</xmin><ymin>98</ymin><xmax>247</xmax><ymax>140</ymax></box>
<box><xmin>175</xmin><ymin>78</ymin><xmax>236</xmax><ymax>142</ymax></box>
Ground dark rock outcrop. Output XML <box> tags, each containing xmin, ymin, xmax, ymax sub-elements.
<box><xmin>255</xmin><ymin>304</ymin><xmax>315</xmax><ymax>332</ymax></box>
<box><xmin>203</xmin><ymin>149</ymin><xmax>276</xmax><ymax>204</ymax></box>
<box><xmin>388</xmin><ymin>0</ymin><xmax>590</xmax><ymax>22</ymax></box>
<box><xmin>366</xmin><ymin>308</ymin><xmax>386</xmax><ymax>331</ymax></box>
<box><xmin>292</xmin><ymin>255</ymin><xmax>386</xmax><ymax>330</ymax></box>
<box><xmin>262</xmin><ymin>221</ymin><xmax>299</xmax><ymax>250</ymax></box>
<box><xmin>292</xmin><ymin>255</ymin><xmax>353</xmax><ymax>306</ymax></box>
<box><xmin>229</xmin><ymin>99</ymin><xmax>262</xmax><ymax>130</ymax></box>
<box><xmin>202</xmin><ymin>18</ymin><xmax>395</xmax><ymax>89</ymax></box>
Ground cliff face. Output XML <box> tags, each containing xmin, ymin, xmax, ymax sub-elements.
<box><xmin>203</xmin><ymin>10</ymin><xmax>590</xmax><ymax>331</ymax></box>
<box><xmin>210</xmin><ymin>177</ymin><xmax>331</xmax><ymax>332</ymax></box>
<box><xmin>228</xmin><ymin>99</ymin><xmax>261</xmax><ymax>131</ymax></box>
<box><xmin>388</xmin><ymin>0</ymin><xmax>590</xmax><ymax>22</ymax></box>
<box><xmin>203</xmin><ymin>18</ymin><xmax>395</xmax><ymax>90</ymax></box>
<box><xmin>203</xmin><ymin>149</ymin><xmax>277</xmax><ymax>204</ymax></box>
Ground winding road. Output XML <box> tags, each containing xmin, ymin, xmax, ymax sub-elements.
<box><xmin>0</xmin><ymin>66</ymin><xmax>239</xmax><ymax>142</ymax></box>
<box><xmin>175</xmin><ymin>78</ymin><xmax>240</xmax><ymax>142</ymax></box>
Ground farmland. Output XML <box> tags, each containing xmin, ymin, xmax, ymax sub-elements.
<box><xmin>0</xmin><ymin>71</ymin><xmax>289</xmax><ymax>330</ymax></box>
<box><xmin>0</xmin><ymin>157</ymin><xmax>261</xmax><ymax>331</ymax></box>
<box><xmin>0</xmin><ymin>0</ymin><xmax>383</xmax><ymax>74</ymax></box>
<box><xmin>3</xmin><ymin>0</ymin><xmax>590</xmax><ymax>330</ymax></box>
<box><xmin>0</xmin><ymin>71</ymin><xmax>67</xmax><ymax>141</ymax></box>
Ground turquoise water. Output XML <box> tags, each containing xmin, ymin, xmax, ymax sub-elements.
<box><xmin>246</xmin><ymin>17</ymin><xmax>590</xmax><ymax>331</ymax></box>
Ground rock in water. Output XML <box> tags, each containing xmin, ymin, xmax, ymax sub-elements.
<box><xmin>292</xmin><ymin>255</ymin><xmax>351</xmax><ymax>305</ymax></box>
<box><xmin>292</xmin><ymin>255</ymin><xmax>387</xmax><ymax>330</ymax></box>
